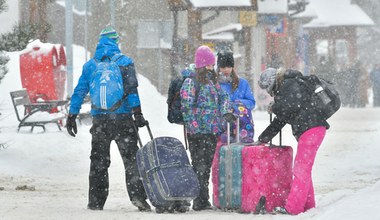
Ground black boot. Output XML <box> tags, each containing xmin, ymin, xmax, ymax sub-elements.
<box><xmin>87</xmin><ymin>205</ymin><xmax>103</xmax><ymax>211</ymax></box>
<box><xmin>131</xmin><ymin>199</ymin><xmax>151</xmax><ymax>212</ymax></box>
<box><xmin>174</xmin><ymin>201</ymin><xmax>190</xmax><ymax>213</ymax></box>
<box><xmin>273</xmin><ymin>207</ymin><xmax>289</xmax><ymax>215</ymax></box>
<box><xmin>192</xmin><ymin>199</ymin><xmax>212</xmax><ymax>211</ymax></box>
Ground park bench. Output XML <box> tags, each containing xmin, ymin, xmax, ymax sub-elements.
<box><xmin>10</xmin><ymin>89</ymin><xmax>68</xmax><ymax>132</ymax></box>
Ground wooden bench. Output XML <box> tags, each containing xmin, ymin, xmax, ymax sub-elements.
<box><xmin>10</xmin><ymin>89</ymin><xmax>69</xmax><ymax>132</ymax></box>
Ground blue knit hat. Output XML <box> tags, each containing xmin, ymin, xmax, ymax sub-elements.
<box><xmin>99</xmin><ymin>26</ymin><xmax>119</xmax><ymax>43</ymax></box>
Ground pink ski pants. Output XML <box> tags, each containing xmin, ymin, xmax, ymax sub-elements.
<box><xmin>285</xmin><ymin>126</ymin><xmax>326</xmax><ymax>215</ymax></box>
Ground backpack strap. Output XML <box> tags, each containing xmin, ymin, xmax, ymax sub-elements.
<box><xmin>94</xmin><ymin>53</ymin><xmax>123</xmax><ymax>63</ymax></box>
<box><xmin>94</xmin><ymin>56</ymin><xmax>109</xmax><ymax>63</ymax></box>
<box><xmin>296</xmin><ymin>76</ymin><xmax>315</xmax><ymax>94</ymax></box>
<box><xmin>111</xmin><ymin>53</ymin><xmax>123</xmax><ymax>62</ymax></box>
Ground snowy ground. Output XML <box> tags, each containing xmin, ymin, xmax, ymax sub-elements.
<box><xmin>1</xmin><ymin>49</ymin><xmax>380</xmax><ymax>220</ymax></box>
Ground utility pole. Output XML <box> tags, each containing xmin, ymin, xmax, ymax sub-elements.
<box><xmin>110</xmin><ymin>0</ymin><xmax>115</xmax><ymax>27</ymax></box>
<box><xmin>65</xmin><ymin>0</ymin><xmax>73</xmax><ymax>97</ymax></box>
<box><xmin>84</xmin><ymin>0</ymin><xmax>88</xmax><ymax>61</ymax></box>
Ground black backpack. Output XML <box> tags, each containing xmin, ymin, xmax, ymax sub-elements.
<box><xmin>297</xmin><ymin>75</ymin><xmax>341</xmax><ymax>120</ymax></box>
<box><xmin>167</xmin><ymin>76</ymin><xmax>199</xmax><ymax>124</ymax></box>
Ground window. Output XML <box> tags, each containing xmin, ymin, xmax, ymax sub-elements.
<box><xmin>74</xmin><ymin>0</ymin><xmax>87</xmax><ymax>12</ymax></box>
<box><xmin>137</xmin><ymin>21</ymin><xmax>173</xmax><ymax>49</ymax></box>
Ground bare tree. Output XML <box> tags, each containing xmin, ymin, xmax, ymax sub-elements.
<box><xmin>28</xmin><ymin>0</ymin><xmax>54</xmax><ymax>42</ymax></box>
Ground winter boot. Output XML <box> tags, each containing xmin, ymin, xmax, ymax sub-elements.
<box><xmin>131</xmin><ymin>199</ymin><xmax>151</xmax><ymax>212</ymax></box>
<box><xmin>273</xmin><ymin>207</ymin><xmax>289</xmax><ymax>215</ymax></box>
<box><xmin>174</xmin><ymin>201</ymin><xmax>190</xmax><ymax>213</ymax></box>
<box><xmin>254</xmin><ymin>196</ymin><xmax>267</xmax><ymax>214</ymax></box>
<box><xmin>192</xmin><ymin>199</ymin><xmax>212</xmax><ymax>211</ymax></box>
<box><xmin>87</xmin><ymin>205</ymin><xmax>103</xmax><ymax>211</ymax></box>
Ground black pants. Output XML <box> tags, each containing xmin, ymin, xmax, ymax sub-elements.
<box><xmin>88</xmin><ymin>118</ymin><xmax>146</xmax><ymax>208</ymax></box>
<box><xmin>187</xmin><ymin>133</ymin><xmax>217</xmax><ymax>203</ymax></box>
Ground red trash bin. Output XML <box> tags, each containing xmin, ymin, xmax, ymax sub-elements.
<box><xmin>19</xmin><ymin>40</ymin><xmax>67</xmax><ymax>103</ymax></box>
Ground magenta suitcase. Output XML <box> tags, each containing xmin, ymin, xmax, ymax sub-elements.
<box><xmin>240</xmin><ymin>144</ymin><xmax>293</xmax><ymax>213</ymax></box>
<box><xmin>212</xmin><ymin>117</ymin><xmax>293</xmax><ymax>213</ymax></box>
<box><xmin>211</xmin><ymin>139</ymin><xmax>223</xmax><ymax>208</ymax></box>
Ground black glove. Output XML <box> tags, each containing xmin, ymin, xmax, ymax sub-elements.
<box><xmin>66</xmin><ymin>114</ymin><xmax>78</xmax><ymax>137</ymax></box>
<box><xmin>223</xmin><ymin>113</ymin><xmax>236</xmax><ymax>123</ymax></box>
<box><xmin>253</xmin><ymin>140</ymin><xmax>264</xmax><ymax>146</ymax></box>
<box><xmin>267</xmin><ymin>101</ymin><xmax>275</xmax><ymax>114</ymax></box>
<box><xmin>134</xmin><ymin>113</ymin><xmax>146</xmax><ymax>127</ymax></box>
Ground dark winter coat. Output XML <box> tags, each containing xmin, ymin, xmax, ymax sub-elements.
<box><xmin>69</xmin><ymin>37</ymin><xmax>140</xmax><ymax>117</ymax></box>
<box><xmin>258</xmin><ymin>70</ymin><xmax>330</xmax><ymax>142</ymax></box>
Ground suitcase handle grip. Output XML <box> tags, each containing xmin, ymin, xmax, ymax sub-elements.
<box><xmin>227</xmin><ymin>118</ymin><xmax>240</xmax><ymax>146</ymax></box>
<box><xmin>269</xmin><ymin>113</ymin><xmax>282</xmax><ymax>147</ymax></box>
<box><xmin>133</xmin><ymin>120</ymin><xmax>154</xmax><ymax>148</ymax></box>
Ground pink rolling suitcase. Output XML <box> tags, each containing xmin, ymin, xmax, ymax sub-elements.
<box><xmin>211</xmin><ymin>138</ymin><xmax>223</xmax><ymax>208</ymax></box>
<box><xmin>240</xmin><ymin>143</ymin><xmax>293</xmax><ymax>213</ymax></box>
<box><xmin>212</xmin><ymin>116</ymin><xmax>293</xmax><ymax>213</ymax></box>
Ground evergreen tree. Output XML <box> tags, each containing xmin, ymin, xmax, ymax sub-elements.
<box><xmin>0</xmin><ymin>23</ymin><xmax>51</xmax><ymax>52</ymax></box>
<box><xmin>0</xmin><ymin>0</ymin><xmax>52</xmax><ymax>52</ymax></box>
<box><xmin>0</xmin><ymin>51</ymin><xmax>9</xmax><ymax>83</ymax></box>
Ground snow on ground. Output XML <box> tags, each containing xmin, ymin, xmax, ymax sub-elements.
<box><xmin>0</xmin><ymin>48</ymin><xmax>380</xmax><ymax>220</ymax></box>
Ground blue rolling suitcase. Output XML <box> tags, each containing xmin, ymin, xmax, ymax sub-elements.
<box><xmin>135</xmin><ymin>122</ymin><xmax>200</xmax><ymax>213</ymax></box>
<box><xmin>219</xmin><ymin>144</ymin><xmax>244</xmax><ymax>209</ymax></box>
<box><xmin>218</xmin><ymin>120</ymin><xmax>244</xmax><ymax>210</ymax></box>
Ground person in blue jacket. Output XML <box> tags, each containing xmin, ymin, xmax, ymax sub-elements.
<box><xmin>66</xmin><ymin>27</ymin><xmax>151</xmax><ymax>211</ymax></box>
<box><xmin>217</xmin><ymin>51</ymin><xmax>256</xmax><ymax>143</ymax></box>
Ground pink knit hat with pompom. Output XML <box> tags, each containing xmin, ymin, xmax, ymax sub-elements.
<box><xmin>194</xmin><ymin>46</ymin><xmax>215</xmax><ymax>68</ymax></box>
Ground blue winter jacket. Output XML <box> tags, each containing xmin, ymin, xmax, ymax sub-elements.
<box><xmin>69</xmin><ymin>37</ymin><xmax>140</xmax><ymax>117</ymax></box>
<box><xmin>220</xmin><ymin>78</ymin><xmax>256</xmax><ymax>110</ymax></box>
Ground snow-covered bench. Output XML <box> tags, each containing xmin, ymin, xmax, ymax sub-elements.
<box><xmin>10</xmin><ymin>89</ymin><xmax>68</xmax><ymax>132</ymax></box>
<box><xmin>77</xmin><ymin>95</ymin><xmax>92</xmax><ymax>125</ymax></box>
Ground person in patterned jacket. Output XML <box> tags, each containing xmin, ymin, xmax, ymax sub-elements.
<box><xmin>180</xmin><ymin>45</ymin><xmax>234</xmax><ymax>211</ymax></box>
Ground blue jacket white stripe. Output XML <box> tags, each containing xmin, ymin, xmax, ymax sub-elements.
<box><xmin>69</xmin><ymin>37</ymin><xmax>140</xmax><ymax>116</ymax></box>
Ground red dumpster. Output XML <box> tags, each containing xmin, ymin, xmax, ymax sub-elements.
<box><xmin>19</xmin><ymin>40</ymin><xmax>67</xmax><ymax>103</ymax></box>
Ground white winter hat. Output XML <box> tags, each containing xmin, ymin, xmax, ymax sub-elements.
<box><xmin>258</xmin><ymin>68</ymin><xmax>277</xmax><ymax>94</ymax></box>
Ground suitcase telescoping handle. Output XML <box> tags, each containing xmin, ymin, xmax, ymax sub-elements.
<box><xmin>227</xmin><ymin>117</ymin><xmax>239</xmax><ymax>147</ymax></box>
<box><xmin>269</xmin><ymin>113</ymin><xmax>282</xmax><ymax>147</ymax></box>
<box><xmin>133</xmin><ymin>120</ymin><xmax>154</xmax><ymax>148</ymax></box>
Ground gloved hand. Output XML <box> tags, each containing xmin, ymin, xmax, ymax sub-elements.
<box><xmin>134</xmin><ymin>113</ymin><xmax>147</xmax><ymax>127</ymax></box>
<box><xmin>66</xmin><ymin>114</ymin><xmax>78</xmax><ymax>137</ymax></box>
<box><xmin>223</xmin><ymin>113</ymin><xmax>236</xmax><ymax>123</ymax></box>
<box><xmin>252</xmin><ymin>140</ymin><xmax>264</xmax><ymax>146</ymax></box>
<box><xmin>267</xmin><ymin>101</ymin><xmax>275</xmax><ymax>114</ymax></box>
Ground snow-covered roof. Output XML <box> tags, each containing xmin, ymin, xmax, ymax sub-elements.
<box><xmin>202</xmin><ymin>23</ymin><xmax>242</xmax><ymax>41</ymax></box>
<box><xmin>258</xmin><ymin>0</ymin><xmax>288</xmax><ymax>14</ymax></box>
<box><xmin>203</xmin><ymin>32</ymin><xmax>234</xmax><ymax>41</ymax></box>
<box><xmin>56</xmin><ymin>0</ymin><xmax>87</xmax><ymax>16</ymax></box>
<box><xmin>297</xmin><ymin>0</ymin><xmax>374</xmax><ymax>28</ymax></box>
<box><xmin>189</xmin><ymin>0</ymin><xmax>251</xmax><ymax>8</ymax></box>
